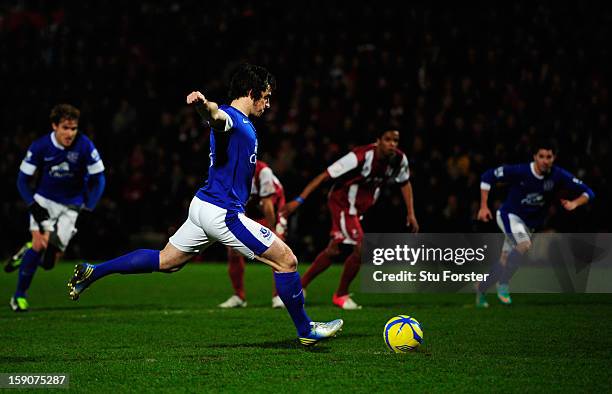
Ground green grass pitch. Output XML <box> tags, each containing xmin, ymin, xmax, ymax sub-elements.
<box><xmin>1</xmin><ymin>262</ymin><xmax>611</xmax><ymax>392</ymax></box>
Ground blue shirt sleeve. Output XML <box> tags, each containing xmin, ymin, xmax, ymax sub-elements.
<box><xmin>84</xmin><ymin>173</ymin><xmax>106</xmax><ymax>210</ymax></box>
<box><xmin>557</xmin><ymin>168</ymin><xmax>595</xmax><ymax>201</ymax></box>
<box><xmin>85</xmin><ymin>141</ymin><xmax>105</xmax><ymax>175</ymax></box>
<box><xmin>16</xmin><ymin>172</ymin><xmax>35</xmax><ymax>205</ymax></box>
<box><xmin>481</xmin><ymin>164</ymin><xmax>522</xmax><ymax>190</ymax></box>
<box><xmin>19</xmin><ymin>142</ymin><xmax>42</xmax><ymax>176</ymax></box>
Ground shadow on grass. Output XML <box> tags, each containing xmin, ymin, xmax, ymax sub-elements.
<box><xmin>204</xmin><ymin>338</ymin><xmax>322</xmax><ymax>351</ymax></box>
<box><xmin>203</xmin><ymin>332</ymin><xmax>364</xmax><ymax>352</ymax></box>
<box><xmin>0</xmin><ymin>356</ymin><xmax>40</xmax><ymax>363</ymax></box>
<box><xmin>0</xmin><ymin>354</ymin><xmax>153</xmax><ymax>363</ymax></box>
<box><xmin>33</xmin><ymin>304</ymin><xmax>163</xmax><ymax>312</ymax></box>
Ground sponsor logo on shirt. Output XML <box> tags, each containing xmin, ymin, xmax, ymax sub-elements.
<box><xmin>521</xmin><ymin>193</ymin><xmax>545</xmax><ymax>206</ymax></box>
<box><xmin>49</xmin><ymin>161</ymin><xmax>73</xmax><ymax>178</ymax></box>
<box><xmin>250</xmin><ymin>140</ymin><xmax>258</xmax><ymax>164</ymax></box>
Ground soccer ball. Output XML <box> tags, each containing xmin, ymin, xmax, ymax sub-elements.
<box><xmin>383</xmin><ymin>315</ymin><xmax>423</xmax><ymax>353</ymax></box>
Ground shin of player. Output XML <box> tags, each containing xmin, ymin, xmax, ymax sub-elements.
<box><xmin>219</xmin><ymin>161</ymin><xmax>287</xmax><ymax>309</ymax></box>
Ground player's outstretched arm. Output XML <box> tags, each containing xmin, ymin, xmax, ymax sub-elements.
<box><xmin>17</xmin><ymin>172</ymin><xmax>50</xmax><ymax>230</ymax></box>
<box><xmin>477</xmin><ymin>188</ymin><xmax>493</xmax><ymax>222</ymax></box>
<box><xmin>477</xmin><ymin>167</ymin><xmax>499</xmax><ymax>222</ymax></box>
<box><xmin>560</xmin><ymin>195</ymin><xmax>589</xmax><ymax>211</ymax></box>
<box><xmin>186</xmin><ymin>91</ymin><xmax>230</xmax><ymax>132</ymax></box>
<box><xmin>559</xmin><ymin>168</ymin><xmax>595</xmax><ymax>211</ymax></box>
<box><xmin>281</xmin><ymin>171</ymin><xmax>331</xmax><ymax>216</ymax></box>
<box><xmin>400</xmin><ymin>182</ymin><xmax>419</xmax><ymax>233</ymax></box>
<box><xmin>260</xmin><ymin>196</ymin><xmax>277</xmax><ymax>230</ymax></box>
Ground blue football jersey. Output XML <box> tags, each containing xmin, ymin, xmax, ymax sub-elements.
<box><xmin>196</xmin><ymin>105</ymin><xmax>258</xmax><ymax>212</ymax></box>
<box><xmin>481</xmin><ymin>162</ymin><xmax>595</xmax><ymax>228</ymax></box>
<box><xmin>19</xmin><ymin>132</ymin><xmax>105</xmax><ymax>207</ymax></box>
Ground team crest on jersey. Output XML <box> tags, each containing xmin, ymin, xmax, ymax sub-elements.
<box><xmin>543</xmin><ymin>180</ymin><xmax>554</xmax><ymax>191</ymax></box>
<box><xmin>260</xmin><ymin>227</ymin><xmax>272</xmax><ymax>240</ymax></box>
<box><xmin>494</xmin><ymin>166</ymin><xmax>504</xmax><ymax>178</ymax></box>
<box><xmin>67</xmin><ymin>151</ymin><xmax>80</xmax><ymax>163</ymax></box>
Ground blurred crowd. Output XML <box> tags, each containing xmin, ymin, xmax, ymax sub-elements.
<box><xmin>1</xmin><ymin>1</ymin><xmax>609</xmax><ymax>260</ymax></box>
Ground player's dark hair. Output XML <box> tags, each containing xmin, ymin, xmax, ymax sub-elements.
<box><xmin>50</xmin><ymin>104</ymin><xmax>80</xmax><ymax>125</ymax></box>
<box><xmin>532</xmin><ymin>138</ymin><xmax>557</xmax><ymax>155</ymax></box>
<box><xmin>377</xmin><ymin>128</ymin><xmax>400</xmax><ymax>139</ymax></box>
<box><xmin>228</xmin><ymin>63</ymin><xmax>276</xmax><ymax>101</ymax></box>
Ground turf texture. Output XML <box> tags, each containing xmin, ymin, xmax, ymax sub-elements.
<box><xmin>1</xmin><ymin>262</ymin><xmax>611</xmax><ymax>392</ymax></box>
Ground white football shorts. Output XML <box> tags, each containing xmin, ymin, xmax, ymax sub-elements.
<box><xmin>29</xmin><ymin>193</ymin><xmax>79</xmax><ymax>252</ymax></box>
<box><xmin>169</xmin><ymin>197</ymin><xmax>276</xmax><ymax>259</ymax></box>
<box><xmin>496</xmin><ymin>210</ymin><xmax>533</xmax><ymax>253</ymax></box>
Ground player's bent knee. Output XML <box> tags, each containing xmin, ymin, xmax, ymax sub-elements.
<box><xmin>277</xmin><ymin>248</ymin><xmax>297</xmax><ymax>272</ymax></box>
<box><xmin>160</xmin><ymin>262</ymin><xmax>187</xmax><ymax>273</ymax></box>
<box><xmin>159</xmin><ymin>243</ymin><xmax>194</xmax><ymax>272</ymax></box>
<box><xmin>325</xmin><ymin>243</ymin><xmax>341</xmax><ymax>257</ymax></box>
<box><xmin>260</xmin><ymin>239</ymin><xmax>297</xmax><ymax>272</ymax></box>
<box><xmin>31</xmin><ymin>243</ymin><xmax>45</xmax><ymax>253</ymax></box>
<box><xmin>515</xmin><ymin>241</ymin><xmax>531</xmax><ymax>254</ymax></box>
<box><xmin>31</xmin><ymin>237</ymin><xmax>46</xmax><ymax>253</ymax></box>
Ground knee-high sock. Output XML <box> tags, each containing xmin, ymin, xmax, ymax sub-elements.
<box><xmin>336</xmin><ymin>252</ymin><xmax>361</xmax><ymax>297</ymax></box>
<box><xmin>15</xmin><ymin>249</ymin><xmax>42</xmax><ymax>297</ymax></box>
<box><xmin>301</xmin><ymin>250</ymin><xmax>334</xmax><ymax>289</ymax></box>
<box><xmin>499</xmin><ymin>249</ymin><xmax>523</xmax><ymax>285</ymax></box>
<box><xmin>274</xmin><ymin>271</ymin><xmax>312</xmax><ymax>336</ymax></box>
<box><xmin>477</xmin><ymin>260</ymin><xmax>504</xmax><ymax>293</ymax></box>
<box><xmin>91</xmin><ymin>249</ymin><xmax>160</xmax><ymax>282</ymax></box>
<box><xmin>227</xmin><ymin>251</ymin><xmax>246</xmax><ymax>300</ymax></box>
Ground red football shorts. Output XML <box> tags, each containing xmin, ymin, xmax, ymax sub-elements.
<box><xmin>328</xmin><ymin>200</ymin><xmax>363</xmax><ymax>245</ymax></box>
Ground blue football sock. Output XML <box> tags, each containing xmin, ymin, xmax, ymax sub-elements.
<box><xmin>274</xmin><ymin>271</ymin><xmax>312</xmax><ymax>337</ymax></box>
<box><xmin>478</xmin><ymin>260</ymin><xmax>504</xmax><ymax>293</ymax></box>
<box><xmin>499</xmin><ymin>249</ymin><xmax>523</xmax><ymax>284</ymax></box>
<box><xmin>15</xmin><ymin>249</ymin><xmax>42</xmax><ymax>298</ymax></box>
<box><xmin>91</xmin><ymin>249</ymin><xmax>160</xmax><ymax>282</ymax></box>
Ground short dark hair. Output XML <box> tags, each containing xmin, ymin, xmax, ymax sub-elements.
<box><xmin>377</xmin><ymin>128</ymin><xmax>400</xmax><ymax>139</ymax></box>
<box><xmin>50</xmin><ymin>104</ymin><xmax>80</xmax><ymax>125</ymax></box>
<box><xmin>228</xmin><ymin>63</ymin><xmax>276</xmax><ymax>101</ymax></box>
<box><xmin>532</xmin><ymin>137</ymin><xmax>557</xmax><ymax>155</ymax></box>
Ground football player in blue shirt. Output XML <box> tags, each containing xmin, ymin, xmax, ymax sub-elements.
<box><xmin>67</xmin><ymin>64</ymin><xmax>343</xmax><ymax>346</ymax></box>
<box><xmin>475</xmin><ymin>140</ymin><xmax>595</xmax><ymax>307</ymax></box>
<box><xmin>8</xmin><ymin>104</ymin><xmax>106</xmax><ymax>312</ymax></box>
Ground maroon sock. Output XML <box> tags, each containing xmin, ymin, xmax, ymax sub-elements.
<box><xmin>336</xmin><ymin>252</ymin><xmax>361</xmax><ymax>297</ymax></box>
<box><xmin>228</xmin><ymin>251</ymin><xmax>245</xmax><ymax>300</ymax></box>
<box><xmin>301</xmin><ymin>250</ymin><xmax>334</xmax><ymax>288</ymax></box>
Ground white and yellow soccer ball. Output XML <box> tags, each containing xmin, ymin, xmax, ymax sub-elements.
<box><xmin>383</xmin><ymin>315</ymin><xmax>423</xmax><ymax>353</ymax></box>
